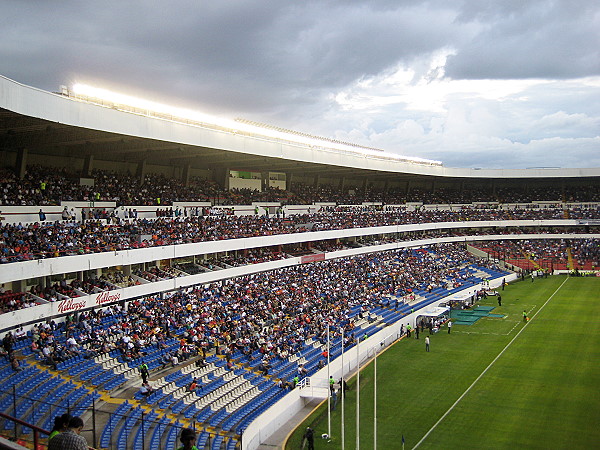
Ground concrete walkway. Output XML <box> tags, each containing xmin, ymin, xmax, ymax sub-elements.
<box><xmin>257</xmin><ymin>399</ymin><xmax>324</xmax><ymax>449</ymax></box>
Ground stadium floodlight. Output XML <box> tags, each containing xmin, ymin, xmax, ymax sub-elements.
<box><xmin>71</xmin><ymin>83</ymin><xmax>239</xmax><ymax>130</ymax></box>
<box><xmin>68</xmin><ymin>83</ymin><xmax>443</xmax><ymax>166</ymax></box>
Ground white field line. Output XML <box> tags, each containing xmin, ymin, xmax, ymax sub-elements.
<box><xmin>412</xmin><ymin>277</ymin><xmax>569</xmax><ymax>449</ymax></box>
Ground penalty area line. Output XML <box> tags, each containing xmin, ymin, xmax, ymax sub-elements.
<box><xmin>412</xmin><ymin>276</ymin><xmax>569</xmax><ymax>449</ymax></box>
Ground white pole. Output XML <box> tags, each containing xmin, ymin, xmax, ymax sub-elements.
<box><xmin>356</xmin><ymin>338</ymin><xmax>360</xmax><ymax>450</ymax></box>
<box><xmin>327</xmin><ymin>324</ymin><xmax>331</xmax><ymax>439</ymax></box>
<box><xmin>341</xmin><ymin>328</ymin><xmax>345</xmax><ymax>450</ymax></box>
<box><xmin>374</xmin><ymin>346</ymin><xmax>377</xmax><ymax>450</ymax></box>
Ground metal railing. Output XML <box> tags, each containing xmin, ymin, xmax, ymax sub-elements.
<box><xmin>0</xmin><ymin>386</ymin><xmax>238</xmax><ymax>450</ymax></box>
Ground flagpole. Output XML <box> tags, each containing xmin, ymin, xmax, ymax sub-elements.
<box><xmin>327</xmin><ymin>323</ymin><xmax>331</xmax><ymax>439</ymax></box>
<box><xmin>341</xmin><ymin>328</ymin><xmax>345</xmax><ymax>450</ymax></box>
<box><xmin>356</xmin><ymin>338</ymin><xmax>360</xmax><ymax>450</ymax></box>
<box><xmin>374</xmin><ymin>345</ymin><xmax>377</xmax><ymax>450</ymax></box>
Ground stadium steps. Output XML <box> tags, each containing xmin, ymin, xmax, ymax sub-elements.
<box><xmin>567</xmin><ymin>247</ymin><xmax>575</xmax><ymax>270</ymax></box>
<box><xmin>519</xmin><ymin>248</ymin><xmax>543</xmax><ymax>271</ymax></box>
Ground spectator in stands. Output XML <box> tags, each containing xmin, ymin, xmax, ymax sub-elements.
<box><xmin>2</xmin><ymin>333</ymin><xmax>13</xmax><ymax>355</ymax></box>
<box><xmin>177</xmin><ymin>428</ymin><xmax>197</xmax><ymax>450</ymax></box>
<box><xmin>138</xmin><ymin>382</ymin><xmax>154</xmax><ymax>397</ymax></box>
<box><xmin>298</xmin><ymin>364</ymin><xmax>308</xmax><ymax>376</ymax></box>
<box><xmin>48</xmin><ymin>413</ymin><xmax>72</xmax><ymax>441</ymax></box>
<box><xmin>48</xmin><ymin>416</ymin><xmax>88</xmax><ymax>450</ymax></box>
<box><xmin>30</xmin><ymin>340</ymin><xmax>42</xmax><ymax>356</ymax></box>
<box><xmin>13</xmin><ymin>326</ymin><xmax>26</xmax><ymax>340</ymax></box>
<box><xmin>9</xmin><ymin>355</ymin><xmax>22</xmax><ymax>372</ymax></box>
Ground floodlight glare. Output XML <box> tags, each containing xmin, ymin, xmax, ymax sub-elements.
<box><xmin>69</xmin><ymin>83</ymin><xmax>442</xmax><ymax>166</ymax></box>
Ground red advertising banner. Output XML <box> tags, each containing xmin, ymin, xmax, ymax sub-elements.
<box><xmin>300</xmin><ymin>253</ymin><xmax>325</xmax><ymax>264</ymax></box>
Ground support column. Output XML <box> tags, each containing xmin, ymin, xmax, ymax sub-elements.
<box><xmin>13</xmin><ymin>280</ymin><xmax>26</xmax><ymax>293</ymax></box>
<box><xmin>136</xmin><ymin>159</ymin><xmax>147</xmax><ymax>185</ymax></box>
<box><xmin>182</xmin><ymin>163</ymin><xmax>191</xmax><ymax>187</ymax></box>
<box><xmin>82</xmin><ymin>154</ymin><xmax>94</xmax><ymax>177</ymax></box>
<box><xmin>15</xmin><ymin>148</ymin><xmax>28</xmax><ymax>179</ymax></box>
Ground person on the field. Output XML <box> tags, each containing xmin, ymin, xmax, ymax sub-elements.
<box><xmin>303</xmin><ymin>427</ymin><xmax>315</xmax><ymax>450</ymax></box>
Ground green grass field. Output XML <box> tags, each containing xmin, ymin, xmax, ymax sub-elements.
<box><xmin>286</xmin><ymin>275</ymin><xmax>600</xmax><ymax>449</ymax></box>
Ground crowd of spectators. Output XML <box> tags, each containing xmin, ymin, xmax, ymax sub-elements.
<box><xmin>4</xmin><ymin>228</ymin><xmax>594</xmax><ymax>314</ymax></box>
<box><xmin>477</xmin><ymin>238</ymin><xmax>599</xmax><ymax>271</ymax></box>
<box><xmin>0</xmin><ymin>288</ymin><xmax>37</xmax><ymax>314</ymax></box>
<box><xmin>22</xmin><ymin>244</ymin><xmax>499</xmax><ymax>376</ymax></box>
<box><xmin>1</xmin><ymin>205</ymin><xmax>598</xmax><ymax>265</ymax></box>
<box><xmin>215</xmin><ymin>248</ymin><xmax>287</xmax><ymax>267</ymax></box>
<box><xmin>2</xmin><ymin>165</ymin><xmax>600</xmax><ymax>207</ymax></box>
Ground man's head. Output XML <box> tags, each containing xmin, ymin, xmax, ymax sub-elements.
<box><xmin>180</xmin><ymin>428</ymin><xmax>196</xmax><ymax>447</ymax></box>
<box><xmin>68</xmin><ymin>416</ymin><xmax>84</xmax><ymax>434</ymax></box>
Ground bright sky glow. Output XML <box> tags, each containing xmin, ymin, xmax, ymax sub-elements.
<box><xmin>71</xmin><ymin>83</ymin><xmax>442</xmax><ymax>165</ymax></box>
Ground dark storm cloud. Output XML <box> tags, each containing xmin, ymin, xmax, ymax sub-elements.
<box><xmin>1</xmin><ymin>0</ymin><xmax>598</xmax><ymax>168</ymax></box>
<box><xmin>0</xmin><ymin>1</ymin><xmax>463</xmax><ymax>112</ymax></box>
<box><xmin>446</xmin><ymin>0</ymin><xmax>600</xmax><ymax>79</ymax></box>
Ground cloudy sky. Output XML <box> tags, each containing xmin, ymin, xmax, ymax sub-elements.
<box><xmin>2</xmin><ymin>0</ymin><xmax>599</xmax><ymax>169</ymax></box>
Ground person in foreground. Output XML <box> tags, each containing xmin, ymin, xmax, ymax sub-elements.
<box><xmin>177</xmin><ymin>427</ymin><xmax>198</xmax><ymax>450</ymax></box>
<box><xmin>48</xmin><ymin>413</ymin><xmax>72</xmax><ymax>441</ymax></box>
<box><xmin>48</xmin><ymin>416</ymin><xmax>88</xmax><ymax>450</ymax></box>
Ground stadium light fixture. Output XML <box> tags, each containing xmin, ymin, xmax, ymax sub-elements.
<box><xmin>70</xmin><ymin>83</ymin><xmax>442</xmax><ymax>166</ymax></box>
<box><xmin>71</xmin><ymin>83</ymin><xmax>239</xmax><ymax>130</ymax></box>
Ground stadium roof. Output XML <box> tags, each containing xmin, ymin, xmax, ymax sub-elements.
<box><xmin>1</xmin><ymin>75</ymin><xmax>599</xmax><ymax>181</ymax></box>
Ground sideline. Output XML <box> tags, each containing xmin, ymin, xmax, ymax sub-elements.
<box><xmin>412</xmin><ymin>276</ymin><xmax>569</xmax><ymax>449</ymax></box>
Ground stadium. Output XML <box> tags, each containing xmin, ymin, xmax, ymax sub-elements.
<box><xmin>0</xmin><ymin>74</ymin><xmax>599</xmax><ymax>450</ymax></box>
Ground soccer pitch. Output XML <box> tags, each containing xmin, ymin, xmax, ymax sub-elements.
<box><xmin>286</xmin><ymin>275</ymin><xmax>600</xmax><ymax>449</ymax></box>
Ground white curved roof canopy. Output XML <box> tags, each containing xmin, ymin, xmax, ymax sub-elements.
<box><xmin>1</xmin><ymin>75</ymin><xmax>599</xmax><ymax>179</ymax></box>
